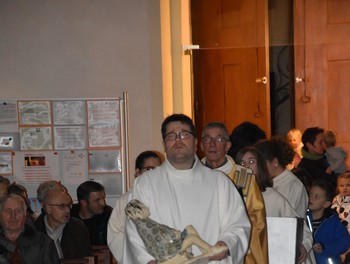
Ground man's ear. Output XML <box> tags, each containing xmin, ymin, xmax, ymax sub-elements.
<box><xmin>200</xmin><ymin>141</ymin><xmax>204</xmax><ymax>151</ymax></box>
<box><xmin>225</xmin><ymin>141</ymin><xmax>232</xmax><ymax>152</ymax></box>
<box><xmin>80</xmin><ymin>199</ymin><xmax>88</xmax><ymax>207</ymax></box>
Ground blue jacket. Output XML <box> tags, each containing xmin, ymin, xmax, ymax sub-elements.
<box><xmin>307</xmin><ymin>210</ymin><xmax>350</xmax><ymax>264</ymax></box>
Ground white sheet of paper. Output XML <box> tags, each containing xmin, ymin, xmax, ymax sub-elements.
<box><xmin>266</xmin><ymin>217</ymin><xmax>303</xmax><ymax>264</ymax></box>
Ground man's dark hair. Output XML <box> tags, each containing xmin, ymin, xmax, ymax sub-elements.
<box><xmin>228</xmin><ymin>122</ymin><xmax>266</xmax><ymax>160</ymax></box>
<box><xmin>0</xmin><ymin>176</ymin><xmax>10</xmax><ymax>186</ymax></box>
<box><xmin>161</xmin><ymin>114</ymin><xmax>196</xmax><ymax>139</ymax></box>
<box><xmin>301</xmin><ymin>127</ymin><xmax>325</xmax><ymax>151</ymax></box>
<box><xmin>135</xmin><ymin>151</ymin><xmax>161</xmax><ymax>170</ymax></box>
<box><xmin>77</xmin><ymin>181</ymin><xmax>105</xmax><ymax>202</ymax></box>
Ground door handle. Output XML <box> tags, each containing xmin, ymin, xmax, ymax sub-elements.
<box><xmin>255</xmin><ymin>77</ymin><xmax>267</xmax><ymax>84</ymax></box>
<box><xmin>295</xmin><ymin>77</ymin><xmax>304</xmax><ymax>83</ymax></box>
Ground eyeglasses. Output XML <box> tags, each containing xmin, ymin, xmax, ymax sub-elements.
<box><xmin>140</xmin><ymin>166</ymin><xmax>156</xmax><ymax>171</ymax></box>
<box><xmin>240</xmin><ymin>159</ymin><xmax>256</xmax><ymax>167</ymax></box>
<box><xmin>164</xmin><ymin>130</ymin><xmax>194</xmax><ymax>141</ymax></box>
<box><xmin>46</xmin><ymin>203</ymin><xmax>72</xmax><ymax>210</ymax></box>
<box><xmin>201</xmin><ymin>136</ymin><xmax>228</xmax><ymax>144</ymax></box>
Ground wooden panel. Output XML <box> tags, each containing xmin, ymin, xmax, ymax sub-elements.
<box><xmin>327</xmin><ymin>0</ymin><xmax>350</xmax><ymax>23</ymax></box>
<box><xmin>294</xmin><ymin>0</ymin><xmax>350</xmax><ymax>151</ymax></box>
<box><xmin>192</xmin><ymin>0</ymin><xmax>270</xmax><ymax>147</ymax></box>
<box><xmin>328</xmin><ymin>60</ymin><xmax>350</xmax><ymax>141</ymax></box>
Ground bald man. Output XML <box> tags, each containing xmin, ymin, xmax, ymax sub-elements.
<box><xmin>34</xmin><ymin>189</ymin><xmax>91</xmax><ymax>259</ymax></box>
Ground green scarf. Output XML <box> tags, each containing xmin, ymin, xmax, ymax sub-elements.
<box><xmin>301</xmin><ymin>147</ymin><xmax>324</xmax><ymax>160</ymax></box>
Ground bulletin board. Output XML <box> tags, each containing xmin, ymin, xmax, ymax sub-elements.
<box><xmin>0</xmin><ymin>96</ymin><xmax>130</xmax><ymax>205</ymax></box>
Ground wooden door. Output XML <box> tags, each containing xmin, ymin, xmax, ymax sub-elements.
<box><xmin>294</xmin><ymin>0</ymin><xmax>350</xmax><ymax>151</ymax></box>
<box><xmin>191</xmin><ymin>0</ymin><xmax>271</xmax><ymax>145</ymax></box>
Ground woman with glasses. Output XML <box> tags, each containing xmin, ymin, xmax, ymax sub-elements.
<box><xmin>236</xmin><ymin>146</ymin><xmax>315</xmax><ymax>264</ymax></box>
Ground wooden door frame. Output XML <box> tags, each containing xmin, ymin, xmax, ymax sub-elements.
<box><xmin>160</xmin><ymin>0</ymin><xmax>271</xmax><ymax>139</ymax></box>
<box><xmin>160</xmin><ymin>0</ymin><xmax>193</xmax><ymax>118</ymax></box>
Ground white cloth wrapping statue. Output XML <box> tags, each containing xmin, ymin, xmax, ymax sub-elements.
<box><xmin>125</xmin><ymin>199</ymin><xmax>227</xmax><ymax>263</ymax></box>
<box><xmin>123</xmin><ymin>157</ymin><xmax>251</xmax><ymax>264</ymax></box>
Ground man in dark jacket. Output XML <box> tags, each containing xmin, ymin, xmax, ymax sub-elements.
<box><xmin>70</xmin><ymin>181</ymin><xmax>112</xmax><ymax>245</ymax></box>
<box><xmin>298</xmin><ymin>127</ymin><xmax>336</xmax><ymax>186</ymax></box>
<box><xmin>35</xmin><ymin>189</ymin><xmax>91</xmax><ymax>259</ymax></box>
<box><xmin>0</xmin><ymin>194</ymin><xmax>59</xmax><ymax>264</ymax></box>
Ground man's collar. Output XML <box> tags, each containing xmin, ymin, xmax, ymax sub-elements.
<box><xmin>204</xmin><ymin>157</ymin><xmax>228</xmax><ymax>169</ymax></box>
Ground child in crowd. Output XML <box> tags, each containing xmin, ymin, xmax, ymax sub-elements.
<box><xmin>332</xmin><ymin>172</ymin><xmax>350</xmax><ymax>263</ymax></box>
<box><xmin>287</xmin><ymin>128</ymin><xmax>303</xmax><ymax>169</ymax></box>
<box><xmin>332</xmin><ymin>172</ymin><xmax>350</xmax><ymax>233</ymax></box>
<box><xmin>307</xmin><ymin>179</ymin><xmax>350</xmax><ymax>264</ymax></box>
<box><xmin>324</xmin><ymin>129</ymin><xmax>348</xmax><ymax>177</ymax></box>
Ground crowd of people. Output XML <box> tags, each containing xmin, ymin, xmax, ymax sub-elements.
<box><xmin>0</xmin><ymin>114</ymin><xmax>349</xmax><ymax>264</ymax></box>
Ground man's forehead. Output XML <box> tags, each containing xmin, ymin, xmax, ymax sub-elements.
<box><xmin>166</xmin><ymin>121</ymin><xmax>190</xmax><ymax>131</ymax></box>
<box><xmin>203</xmin><ymin>127</ymin><xmax>225</xmax><ymax>136</ymax></box>
<box><xmin>89</xmin><ymin>191</ymin><xmax>105</xmax><ymax>199</ymax></box>
<box><xmin>3</xmin><ymin>198</ymin><xmax>22</xmax><ymax>209</ymax></box>
<box><xmin>47</xmin><ymin>191</ymin><xmax>70</xmax><ymax>203</ymax></box>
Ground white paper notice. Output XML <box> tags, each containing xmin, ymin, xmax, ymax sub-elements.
<box><xmin>0</xmin><ymin>151</ymin><xmax>13</xmax><ymax>175</ymax></box>
<box><xmin>53</xmin><ymin>100</ymin><xmax>86</xmax><ymax>125</ymax></box>
<box><xmin>0</xmin><ymin>101</ymin><xmax>18</xmax><ymax>132</ymax></box>
<box><xmin>13</xmin><ymin>151</ymin><xmax>59</xmax><ymax>184</ymax></box>
<box><xmin>59</xmin><ymin>150</ymin><xmax>88</xmax><ymax>184</ymax></box>
<box><xmin>20</xmin><ymin>127</ymin><xmax>53</xmax><ymax>150</ymax></box>
<box><xmin>54</xmin><ymin>126</ymin><xmax>87</xmax><ymax>150</ymax></box>
<box><xmin>18</xmin><ymin>101</ymin><xmax>51</xmax><ymax>125</ymax></box>
<box><xmin>89</xmin><ymin>149</ymin><xmax>122</xmax><ymax>173</ymax></box>
<box><xmin>87</xmin><ymin>100</ymin><xmax>120</xmax><ymax>147</ymax></box>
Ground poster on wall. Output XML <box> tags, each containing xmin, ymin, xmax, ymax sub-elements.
<box><xmin>59</xmin><ymin>150</ymin><xmax>89</xmax><ymax>200</ymax></box>
<box><xmin>87</xmin><ymin>100</ymin><xmax>120</xmax><ymax>147</ymax></box>
<box><xmin>20</xmin><ymin>127</ymin><xmax>53</xmax><ymax>150</ymax></box>
<box><xmin>53</xmin><ymin>100</ymin><xmax>86</xmax><ymax>125</ymax></box>
<box><xmin>54</xmin><ymin>126</ymin><xmax>87</xmax><ymax>150</ymax></box>
<box><xmin>88</xmin><ymin>149</ymin><xmax>122</xmax><ymax>173</ymax></box>
<box><xmin>59</xmin><ymin>150</ymin><xmax>88</xmax><ymax>184</ymax></box>
<box><xmin>0</xmin><ymin>100</ymin><xmax>18</xmax><ymax>132</ymax></box>
<box><xmin>1</xmin><ymin>97</ymin><xmax>125</xmax><ymax>199</ymax></box>
<box><xmin>13</xmin><ymin>151</ymin><xmax>59</xmax><ymax>183</ymax></box>
<box><xmin>0</xmin><ymin>151</ymin><xmax>13</xmax><ymax>175</ymax></box>
<box><xmin>18</xmin><ymin>101</ymin><xmax>52</xmax><ymax>125</ymax></box>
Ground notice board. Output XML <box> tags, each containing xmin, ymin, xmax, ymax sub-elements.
<box><xmin>0</xmin><ymin>97</ymin><xmax>129</xmax><ymax>208</ymax></box>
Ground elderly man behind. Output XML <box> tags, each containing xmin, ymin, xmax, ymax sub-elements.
<box><xmin>0</xmin><ymin>194</ymin><xmax>59</xmax><ymax>263</ymax></box>
<box><xmin>124</xmin><ymin>114</ymin><xmax>250</xmax><ymax>264</ymax></box>
<box><xmin>35</xmin><ymin>189</ymin><xmax>91</xmax><ymax>259</ymax></box>
<box><xmin>200</xmin><ymin>122</ymin><xmax>268</xmax><ymax>264</ymax></box>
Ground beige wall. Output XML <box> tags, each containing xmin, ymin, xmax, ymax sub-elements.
<box><xmin>0</xmin><ymin>1</ymin><xmax>164</xmax><ymax>180</ymax></box>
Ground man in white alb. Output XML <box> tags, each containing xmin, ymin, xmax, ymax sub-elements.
<box><xmin>123</xmin><ymin>114</ymin><xmax>251</xmax><ymax>264</ymax></box>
